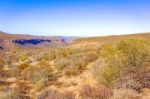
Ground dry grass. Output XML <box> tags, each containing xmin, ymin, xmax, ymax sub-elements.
<box><xmin>0</xmin><ymin>38</ymin><xmax>150</xmax><ymax>99</ymax></box>
<box><xmin>36</xmin><ymin>89</ymin><xmax>75</xmax><ymax>99</ymax></box>
<box><xmin>111</xmin><ymin>89</ymin><xmax>140</xmax><ymax>99</ymax></box>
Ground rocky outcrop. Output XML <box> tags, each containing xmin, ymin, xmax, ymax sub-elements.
<box><xmin>12</xmin><ymin>39</ymin><xmax>52</xmax><ymax>45</ymax></box>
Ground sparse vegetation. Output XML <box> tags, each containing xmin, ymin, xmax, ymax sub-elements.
<box><xmin>0</xmin><ymin>36</ymin><xmax>150</xmax><ymax>99</ymax></box>
<box><xmin>54</xmin><ymin>51</ymin><xmax>99</xmax><ymax>76</ymax></box>
<box><xmin>79</xmin><ymin>84</ymin><xmax>113</xmax><ymax>99</ymax></box>
<box><xmin>93</xmin><ymin>39</ymin><xmax>150</xmax><ymax>92</ymax></box>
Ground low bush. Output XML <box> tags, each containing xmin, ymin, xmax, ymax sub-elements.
<box><xmin>79</xmin><ymin>84</ymin><xmax>113</xmax><ymax>99</ymax></box>
<box><xmin>111</xmin><ymin>89</ymin><xmax>140</xmax><ymax>99</ymax></box>
<box><xmin>17</xmin><ymin>61</ymin><xmax>30</xmax><ymax>71</ymax></box>
<box><xmin>0</xmin><ymin>54</ymin><xmax>5</xmax><ymax>66</ymax></box>
<box><xmin>21</xmin><ymin>60</ymin><xmax>53</xmax><ymax>83</ymax></box>
<box><xmin>11</xmin><ymin>80</ymin><xmax>32</xmax><ymax>99</ymax></box>
<box><xmin>92</xmin><ymin>59</ymin><xmax>119</xmax><ymax>87</ymax></box>
<box><xmin>54</xmin><ymin>51</ymin><xmax>99</xmax><ymax>76</ymax></box>
<box><xmin>36</xmin><ymin>89</ymin><xmax>75</xmax><ymax>99</ymax></box>
<box><xmin>20</xmin><ymin>55</ymin><xmax>28</xmax><ymax>61</ymax></box>
<box><xmin>93</xmin><ymin>39</ymin><xmax>150</xmax><ymax>91</ymax></box>
<box><xmin>54</xmin><ymin>58</ymin><xmax>70</xmax><ymax>70</ymax></box>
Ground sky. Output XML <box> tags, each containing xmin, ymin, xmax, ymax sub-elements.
<box><xmin>0</xmin><ymin>0</ymin><xmax>150</xmax><ymax>36</ymax></box>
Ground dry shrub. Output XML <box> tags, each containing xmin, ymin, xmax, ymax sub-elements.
<box><xmin>36</xmin><ymin>89</ymin><xmax>75</xmax><ymax>99</ymax></box>
<box><xmin>54</xmin><ymin>58</ymin><xmax>70</xmax><ymax>70</ymax></box>
<box><xmin>79</xmin><ymin>84</ymin><xmax>113</xmax><ymax>99</ymax></box>
<box><xmin>114</xmin><ymin>67</ymin><xmax>150</xmax><ymax>92</ymax></box>
<box><xmin>68</xmin><ymin>51</ymin><xmax>98</xmax><ymax>65</ymax></box>
<box><xmin>21</xmin><ymin>60</ymin><xmax>59</xmax><ymax>93</ymax></box>
<box><xmin>0</xmin><ymin>91</ymin><xmax>17</xmax><ymax>99</ymax></box>
<box><xmin>111</xmin><ymin>89</ymin><xmax>141</xmax><ymax>99</ymax></box>
<box><xmin>0</xmin><ymin>54</ymin><xmax>5</xmax><ymax>66</ymax></box>
<box><xmin>21</xmin><ymin>60</ymin><xmax>59</xmax><ymax>92</ymax></box>
<box><xmin>63</xmin><ymin>66</ymin><xmax>79</xmax><ymax>76</ymax></box>
<box><xmin>141</xmin><ymin>89</ymin><xmax>150</xmax><ymax>99</ymax></box>
<box><xmin>21</xmin><ymin>60</ymin><xmax>53</xmax><ymax>83</ymax></box>
<box><xmin>62</xmin><ymin>91</ymin><xmax>75</xmax><ymax>99</ymax></box>
<box><xmin>12</xmin><ymin>80</ymin><xmax>32</xmax><ymax>99</ymax></box>
<box><xmin>17</xmin><ymin>61</ymin><xmax>30</xmax><ymax>71</ymax></box>
<box><xmin>54</xmin><ymin>51</ymin><xmax>99</xmax><ymax>76</ymax></box>
<box><xmin>36</xmin><ymin>89</ymin><xmax>61</xmax><ymax>99</ymax></box>
<box><xmin>32</xmin><ymin>48</ymin><xmax>59</xmax><ymax>61</ymax></box>
<box><xmin>34</xmin><ymin>72</ymin><xmax>60</xmax><ymax>92</ymax></box>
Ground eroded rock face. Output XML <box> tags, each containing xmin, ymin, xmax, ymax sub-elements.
<box><xmin>12</xmin><ymin>39</ymin><xmax>52</xmax><ymax>45</ymax></box>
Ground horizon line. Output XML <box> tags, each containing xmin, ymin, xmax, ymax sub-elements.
<box><xmin>0</xmin><ymin>30</ymin><xmax>150</xmax><ymax>37</ymax></box>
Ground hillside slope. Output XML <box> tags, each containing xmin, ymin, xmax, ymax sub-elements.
<box><xmin>73</xmin><ymin>33</ymin><xmax>150</xmax><ymax>43</ymax></box>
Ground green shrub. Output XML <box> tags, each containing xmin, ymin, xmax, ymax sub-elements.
<box><xmin>117</xmin><ymin>39</ymin><xmax>150</xmax><ymax>69</ymax></box>
<box><xmin>92</xmin><ymin>59</ymin><xmax>120</xmax><ymax>87</ymax></box>
<box><xmin>101</xmin><ymin>65</ymin><xmax>120</xmax><ymax>86</ymax></box>
<box><xmin>93</xmin><ymin>39</ymin><xmax>150</xmax><ymax>91</ymax></box>
<box><xmin>20</xmin><ymin>56</ymin><xmax>28</xmax><ymax>61</ymax></box>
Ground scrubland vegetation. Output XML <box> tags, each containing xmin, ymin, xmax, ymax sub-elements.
<box><xmin>0</xmin><ymin>38</ymin><xmax>150</xmax><ymax>99</ymax></box>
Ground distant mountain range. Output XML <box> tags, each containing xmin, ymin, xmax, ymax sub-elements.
<box><xmin>0</xmin><ymin>31</ymin><xmax>79</xmax><ymax>50</ymax></box>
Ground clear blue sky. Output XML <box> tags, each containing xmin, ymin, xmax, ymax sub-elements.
<box><xmin>0</xmin><ymin>0</ymin><xmax>150</xmax><ymax>36</ymax></box>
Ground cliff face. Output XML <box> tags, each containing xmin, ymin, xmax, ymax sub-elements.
<box><xmin>12</xmin><ymin>39</ymin><xmax>52</xmax><ymax>45</ymax></box>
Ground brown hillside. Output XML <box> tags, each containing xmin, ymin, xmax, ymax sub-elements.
<box><xmin>73</xmin><ymin>33</ymin><xmax>150</xmax><ymax>44</ymax></box>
